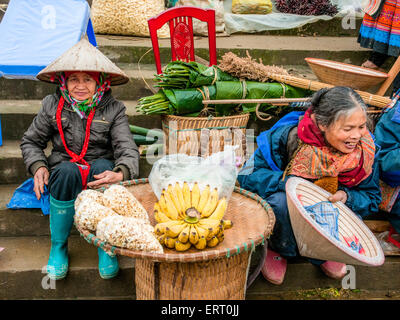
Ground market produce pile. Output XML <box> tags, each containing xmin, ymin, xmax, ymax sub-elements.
<box><xmin>153</xmin><ymin>182</ymin><xmax>233</xmax><ymax>252</ymax></box>
<box><xmin>137</xmin><ymin>60</ymin><xmax>311</xmax><ymax>117</ymax></box>
<box><xmin>74</xmin><ymin>186</ymin><xmax>163</xmax><ymax>254</ymax></box>
<box><xmin>274</xmin><ymin>0</ymin><xmax>339</xmax><ymax>16</ymax></box>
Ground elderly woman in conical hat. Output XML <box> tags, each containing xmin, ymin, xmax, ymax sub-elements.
<box><xmin>20</xmin><ymin>38</ymin><xmax>139</xmax><ymax>281</ymax></box>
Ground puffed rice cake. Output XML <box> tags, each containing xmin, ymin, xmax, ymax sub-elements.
<box><xmin>102</xmin><ymin>185</ymin><xmax>149</xmax><ymax>221</ymax></box>
<box><xmin>74</xmin><ymin>198</ymin><xmax>118</xmax><ymax>232</ymax></box>
<box><xmin>74</xmin><ymin>189</ymin><xmax>104</xmax><ymax>211</ymax></box>
<box><xmin>96</xmin><ymin>215</ymin><xmax>163</xmax><ymax>253</ymax></box>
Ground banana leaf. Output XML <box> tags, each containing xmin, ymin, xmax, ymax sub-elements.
<box><xmin>156</xmin><ymin>61</ymin><xmax>236</xmax><ymax>89</ymax></box>
<box><xmin>215</xmin><ymin>81</ymin><xmax>311</xmax><ymax>116</ymax></box>
<box><xmin>163</xmin><ymin>85</ymin><xmax>217</xmax><ymax>116</ymax></box>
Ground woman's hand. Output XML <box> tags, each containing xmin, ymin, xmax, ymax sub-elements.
<box><xmin>87</xmin><ymin>170</ymin><xmax>124</xmax><ymax>189</ymax></box>
<box><xmin>328</xmin><ymin>190</ymin><xmax>348</xmax><ymax>203</ymax></box>
<box><xmin>34</xmin><ymin>167</ymin><xmax>49</xmax><ymax>200</ymax></box>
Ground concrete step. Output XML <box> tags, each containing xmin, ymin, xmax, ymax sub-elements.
<box><xmin>96</xmin><ymin>34</ymin><xmax>376</xmax><ymax>67</ymax></box>
<box><xmin>0</xmin><ymin>234</ymin><xmax>399</xmax><ymax>300</ymax></box>
<box><xmin>0</xmin><ymin>62</ymin><xmax>319</xmax><ymax>100</ymax></box>
<box><xmin>0</xmin><ymin>140</ymin><xmax>154</xmax><ymax>185</ymax></box>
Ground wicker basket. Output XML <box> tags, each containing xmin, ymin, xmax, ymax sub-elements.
<box><xmin>305</xmin><ymin>57</ymin><xmax>388</xmax><ymax>91</ymax></box>
<box><xmin>161</xmin><ymin>113</ymin><xmax>250</xmax><ymax>165</ymax></box>
<box><xmin>76</xmin><ymin>178</ymin><xmax>275</xmax><ymax>300</ymax></box>
<box><xmin>286</xmin><ymin>177</ymin><xmax>385</xmax><ymax>267</ymax></box>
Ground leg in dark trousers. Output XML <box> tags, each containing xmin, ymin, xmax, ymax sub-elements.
<box><xmin>87</xmin><ymin>158</ymin><xmax>114</xmax><ymax>183</ymax></box>
<box><xmin>48</xmin><ymin>162</ymin><xmax>83</xmax><ymax>201</ymax></box>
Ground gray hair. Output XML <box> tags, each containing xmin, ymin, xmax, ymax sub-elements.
<box><xmin>310</xmin><ymin>87</ymin><xmax>368</xmax><ymax>128</ymax></box>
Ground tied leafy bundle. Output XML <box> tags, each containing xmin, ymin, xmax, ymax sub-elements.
<box><xmin>155</xmin><ymin>61</ymin><xmax>236</xmax><ymax>89</ymax></box>
<box><xmin>137</xmin><ymin>81</ymin><xmax>310</xmax><ymax>117</ymax></box>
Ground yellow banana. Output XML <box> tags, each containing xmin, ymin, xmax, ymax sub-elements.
<box><xmin>182</xmin><ymin>181</ymin><xmax>192</xmax><ymax>211</ymax></box>
<box><xmin>175</xmin><ymin>240</ymin><xmax>192</xmax><ymax>252</ymax></box>
<box><xmin>154</xmin><ymin>210</ymin><xmax>171</xmax><ymax>223</ymax></box>
<box><xmin>163</xmin><ymin>192</ymin><xmax>180</xmax><ymax>220</ymax></box>
<box><xmin>178</xmin><ymin>224</ymin><xmax>191</xmax><ymax>243</ymax></box>
<box><xmin>217</xmin><ymin>233</ymin><xmax>224</xmax><ymax>243</ymax></box>
<box><xmin>191</xmin><ymin>182</ymin><xmax>200</xmax><ymax>209</ymax></box>
<box><xmin>222</xmin><ymin>219</ymin><xmax>233</xmax><ymax>230</ymax></box>
<box><xmin>208</xmin><ymin>197</ymin><xmax>227</xmax><ymax>221</ymax></box>
<box><xmin>158</xmin><ymin>193</ymin><xmax>169</xmax><ymax>213</ymax></box>
<box><xmin>199</xmin><ymin>218</ymin><xmax>221</xmax><ymax>229</ymax></box>
<box><xmin>201</xmin><ymin>187</ymin><xmax>219</xmax><ymax>218</ymax></box>
<box><xmin>157</xmin><ymin>234</ymin><xmax>166</xmax><ymax>245</ymax></box>
<box><xmin>194</xmin><ymin>236</ymin><xmax>207</xmax><ymax>250</ymax></box>
<box><xmin>154</xmin><ymin>220</ymin><xmax>181</xmax><ymax>235</ymax></box>
<box><xmin>194</xmin><ymin>225</ymin><xmax>209</xmax><ymax>240</ymax></box>
<box><xmin>165</xmin><ymin>222</ymin><xmax>186</xmax><ymax>238</ymax></box>
<box><xmin>174</xmin><ymin>182</ymin><xmax>186</xmax><ymax>214</ymax></box>
<box><xmin>207</xmin><ymin>236</ymin><xmax>219</xmax><ymax>248</ymax></box>
<box><xmin>167</xmin><ymin>184</ymin><xmax>185</xmax><ymax>218</ymax></box>
<box><xmin>197</xmin><ymin>185</ymin><xmax>211</xmax><ymax>213</ymax></box>
<box><xmin>189</xmin><ymin>225</ymin><xmax>199</xmax><ymax>245</ymax></box>
<box><xmin>216</xmin><ymin>224</ymin><xmax>224</xmax><ymax>237</ymax></box>
<box><xmin>164</xmin><ymin>236</ymin><xmax>178</xmax><ymax>249</ymax></box>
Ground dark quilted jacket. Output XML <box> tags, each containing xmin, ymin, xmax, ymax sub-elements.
<box><xmin>20</xmin><ymin>89</ymin><xmax>139</xmax><ymax>180</ymax></box>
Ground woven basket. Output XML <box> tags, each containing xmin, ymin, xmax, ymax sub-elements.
<box><xmin>305</xmin><ymin>58</ymin><xmax>388</xmax><ymax>91</ymax></box>
<box><xmin>161</xmin><ymin>114</ymin><xmax>250</xmax><ymax>165</ymax></box>
<box><xmin>286</xmin><ymin>177</ymin><xmax>385</xmax><ymax>267</ymax></box>
<box><xmin>76</xmin><ymin>178</ymin><xmax>275</xmax><ymax>300</ymax></box>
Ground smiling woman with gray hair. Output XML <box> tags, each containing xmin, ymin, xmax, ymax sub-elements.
<box><xmin>238</xmin><ymin>86</ymin><xmax>381</xmax><ymax>286</ymax></box>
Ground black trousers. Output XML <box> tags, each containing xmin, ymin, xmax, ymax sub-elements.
<box><xmin>48</xmin><ymin>159</ymin><xmax>114</xmax><ymax>201</ymax></box>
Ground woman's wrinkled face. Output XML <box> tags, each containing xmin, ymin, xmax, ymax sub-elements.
<box><xmin>66</xmin><ymin>72</ymin><xmax>97</xmax><ymax>101</ymax></box>
<box><xmin>317</xmin><ymin>107</ymin><xmax>368</xmax><ymax>154</ymax></box>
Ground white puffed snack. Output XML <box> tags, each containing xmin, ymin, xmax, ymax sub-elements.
<box><xmin>102</xmin><ymin>185</ymin><xmax>149</xmax><ymax>221</ymax></box>
<box><xmin>74</xmin><ymin>189</ymin><xmax>104</xmax><ymax>211</ymax></box>
<box><xmin>96</xmin><ymin>216</ymin><xmax>163</xmax><ymax>253</ymax></box>
<box><xmin>74</xmin><ymin>198</ymin><xmax>118</xmax><ymax>232</ymax></box>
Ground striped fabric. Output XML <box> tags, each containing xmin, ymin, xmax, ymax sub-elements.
<box><xmin>358</xmin><ymin>0</ymin><xmax>400</xmax><ymax>57</ymax></box>
<box><xmin>364</xmin><ymin>0</ymin><xmax>384</xmax><ymax>17</ymax></box>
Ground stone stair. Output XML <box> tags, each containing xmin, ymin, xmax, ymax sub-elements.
<box><xmin>0</xmin><ymin>29</ymin><xmax>399</xmax><ymax>300</ymax></box>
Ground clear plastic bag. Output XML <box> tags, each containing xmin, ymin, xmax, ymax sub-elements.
<box><xmin>149</xmin><ymin>146</ymin><xmax>239</xmax><ymax>201</ymax></box>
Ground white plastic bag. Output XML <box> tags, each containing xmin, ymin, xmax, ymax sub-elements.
<box><xmin>176</xmin><ymin>0</ymin><xmax>225</xmax><ymax>35</ymax></box>
<box><xmin>149</xmin><ymin>146</ymin><xmax>238</xmax><ymax>200</ymax></box>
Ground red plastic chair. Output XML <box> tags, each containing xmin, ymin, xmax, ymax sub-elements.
<box><xmin>147</xmin><ymin>6</ymin><xmax>217</xmax><ymax>74</ymax></box>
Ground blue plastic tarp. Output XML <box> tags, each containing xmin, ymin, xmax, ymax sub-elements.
<box><xmin>0</xmin><ymin>0</ymin><xmax>95</xmax><ymax>80</ymax></box>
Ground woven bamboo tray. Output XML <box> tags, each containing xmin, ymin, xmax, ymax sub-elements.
<box><xmin>286</xmin><ymin>177</ymin><xmax>385</xmax><ymax>267</ymax></box>
<box><xmin>305</xmin><ymin>58</ymin><xmax>388</xmax><ymax>91</ymax></box>
<box><xmin>76</xmin><ymin>178</ymin><xmax>275</xmax><ymax>300</ymax></box>
<box><xmin>161</xmin><ymin>113</ymin><xmax>250</xmax><ymax>165</ymax></box>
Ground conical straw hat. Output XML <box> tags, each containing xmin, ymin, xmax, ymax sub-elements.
<box><xmin>36</xmin><ymin>37</ymin><xmax>129</xmax><ymax>86</ymax></box>
<box><xmin>286</xmin><ymin>177</ymin><xmax>385</xmax><ymax>267</ymax></box>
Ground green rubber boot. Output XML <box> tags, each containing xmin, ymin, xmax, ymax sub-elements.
<box><xmin>98</xmin><ymin>248</ymin><xmax>119</xmax><ymax>279</ymax></box>
<box><xmin>46</xmin><ymin>196</ymin><xmax>75</xmax><ymax>280</ymax></box>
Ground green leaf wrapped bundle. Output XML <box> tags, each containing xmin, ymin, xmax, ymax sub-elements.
<box><xmin>155</xmin><ymin>61</ymin><xmax>237</xmax><ymax>89</ymax></box>
<box><xmin>215</xmin><ymin>81</ymin><xmax>311</xmax><ymax>116</ymax></box>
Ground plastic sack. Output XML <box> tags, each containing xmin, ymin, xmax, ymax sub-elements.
<box><xmin>6</xmin><ymin>178</ymin><xmax>50</xmax><ymax>215</ymax></box>
<box><xmin>232</xmin><ymin>0</ymin><xmax>273</xmax><ymax>14</ymax></box>
<box><xmin>223</xmin><ymin>0</ymin><xmax>365</xmax><ymax>34</ymax></box>
<box><xmin>176</xmin><ymin>0</ymin><xmax>226</xmax><ymax>35</ymax></box>
<box><xmin>91</xmin><ymin>0</ymin><xmax>169</xmax><ymax>37</ymax></box>
<box><xmin>149</xmin><ymin>146</ymin><xmax>239</xmax><ymax>201</ymax></box>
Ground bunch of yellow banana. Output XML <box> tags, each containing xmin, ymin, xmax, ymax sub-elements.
<box><xmin>153</xmin><ymin>182</ymin><xmax>233</xmax><ymax>251</ymax></box>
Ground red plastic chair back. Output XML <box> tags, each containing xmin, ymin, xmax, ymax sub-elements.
<box><xmin>148</xmin><ymin>6</ymin><xmax>217</xmax><ymax>74</ymax></box>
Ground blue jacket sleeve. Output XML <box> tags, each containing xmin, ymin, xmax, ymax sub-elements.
<box><xmin>237</xmin><ymin>148</ymin><xmax>287</xmax><ymax>199</ymax></box>
<box><xmin>374</xmin><ymin>107</ymin><xmax>400</xmax><ymax>186</ymax></box>
<box><xmin>338</xmin><ymin>157</ymin><xmax>381</xmax><ymax>218</ymax></box>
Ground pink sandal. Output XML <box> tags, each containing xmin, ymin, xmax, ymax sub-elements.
<box><xmin>320</xmin><ymin>261</ymin><xmax>347</xmax><ymax>279</ymax></box>
<box><xmin>261</xmin><ymin>249</ymin><xmax>287</xmax><ymax>285</ymax></box>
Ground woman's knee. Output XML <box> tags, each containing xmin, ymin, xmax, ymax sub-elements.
<box><xmin>90</xmin><ymin>158</ymin><xmax>114</xmax><ymax>174</ymax></box>
<box><xmin>48</xmin><ymin>162</ymin><xmax>82</xmax><ymax>201</ymax></box>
